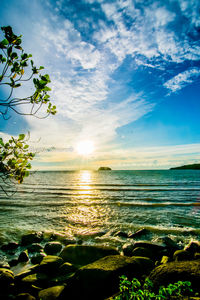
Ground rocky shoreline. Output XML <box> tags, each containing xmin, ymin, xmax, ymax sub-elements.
<box><xmin>0</xmin><ymin>231</ymin><xmax>200</xmax><ymax>299</ymax></box>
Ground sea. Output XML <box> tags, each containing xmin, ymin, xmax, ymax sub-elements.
<box><xmin>0</xmin><ymin>170</ymin><xmax>200</xmax><ymax>248</ymax></box>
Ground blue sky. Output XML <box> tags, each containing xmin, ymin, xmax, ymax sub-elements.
<box><xmin>0</xmin><ymin>0</ymin><xmax>200</xmax><ymax>170</ymax></box>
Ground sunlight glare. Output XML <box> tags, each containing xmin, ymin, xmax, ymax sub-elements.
<box><xmin>76</xmin><ymin>140</ymin><xmax>94</xmax><ymax>156</ymax></box>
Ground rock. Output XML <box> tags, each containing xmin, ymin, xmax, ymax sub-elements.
<box><xmin>131</xmin><ymin>247</ymin><xmax>155</xmax><ymax>260</ymax></box>
<box><xmin>59</xmin><ymin>262</ymin><xmax>77</xmax><ymax>275</ymax></box>
<box><xmin>31</xmin><ymin>252</ymin><xmax>46</xmax><ymax>265</ymax></box>
<box><xmin>21</xmin><ymin>232</ymin><xmax>43</xmax><ymax>246</ymax></box>
<box><xmin>37</xmin><ymin>255</ymin><xmax>63</xmax><ymax>273</ymax></box>
<box><xmin>18</xmin><ymin>250</ymin><xmax>29</xmax><ymax>262</ymax></box>
<box><xmin>15</xmin><ymin>293</ymin><xmax>36</xmax><ymax>300</ymax></box>
<box><xmin>132</xmin><ymin>241</ymin><xmax>165</xmax><ymax>252</ymax></box>
<box><xmin>149</xmin><ymin>260</ymin><xmax>200</xmax><ymax>292</ymax></box>
<box><xmin>160</xmin><ymin>256</ymin><xmax>170</xmax><ymax>264</ymax></box>
<box><xmin>0</xmin><ymin>268</ymin><xmax>14</xmax><ymax>291</ymax></box>
<box><xmin>44</xmin><ymin>242</ymin><xmax>62</xmax><ymax>255</ymax></box>
<box><xmin>27</xmin><ymin>243</ymin><xmax>43</xmax><ymax>253</ymax></box>
<box><xmin>1</xmin><ymin>242</ymin><xmax>19</xmax><ymax>251</ymax></box>
<box><xmin>63</xmin><ymin>255</ymin><xmax>154</xmax><ymax>300</ymax></box>
<box><xmin>38</xmin><ymin>285</ymin><xmax>65</xmax><ymax>300</ymax></box>
<box><xmin>9</xmin><ymin>258</ymin><xmax>19</xmax><ymax>267</ymax></box>
<box><xmin>173</xmin><ymin>249</ymin><xmax>193</xmax><ymax>261</ymax></box>
<box><xmin>194</xmin><ymin>252</ymin><xmax>200</xmax><ymax>259</ymax></box>
<box><xmin>62</xmin><ymin>238</ymin><xmax>76</xmax><ymax>246</ymax></box>
<box><xmin>122</xmin><ymin>243</ymin><xmax>134</xmax><ymax>256</ymax></box>
<box><xmin>15</xmin><ymin>266</ymin><xmax>38</xmax><ymax>281</ymax></box>
<box><xmin>184</xmin><ymin>241</ymin><xmax>200</xmax><ymax>255</ymax></box>
<box><xmin>156</xmin><ymin>236</ymin><xmax>181</xmax><ymax>254</ymax></box>
<box><xmin>128</xmin><ymin>228</ymin><xmax>150</xmax><ymax>239</ymax></box>
<box><xmin>113</xmin><ymin>231</ymin><xmax>128</xmax><ymax>238</ymax></box>
<box><xmin>59</xmin><ymin>245</ymin><xmax>119</xmax><ymax>266</ymax></box>
<box><xmin>22</xmin><ymin>273</ymin><xmax>49</xmax><ymax>287</ymax></box>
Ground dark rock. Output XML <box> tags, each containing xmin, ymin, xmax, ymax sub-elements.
<box><xmin>27</xmin><ymin>243</ymin><xmax>43</xmax><ymax>253</ymax></box>
<box><xmin>15</xmin><ymin>266</ymin><xmax>39</xmax><ymax>281</ymax></box>
<box><xmin>21</xmin><ymin>232</ymin><xmax>43</xmax><ymax>246</ymax></box>
<box><xmin>173</xmin><ymin>249</ymin><xmax>193</xmax><ymax>261</ymax></box>
<box><xmin>184</xmin><ymin>241</ymin><xmax>200</xmax><ymax>254</ymax></box>
<box><xmin>9</xmin><ymin>258</ymin><xmax>19</xmax><ymax>267</ymax></box>
<box><xmin>44</xmin><ymin>241</ymin><xmax>62</xmax><ymax>255</ymax></box>
<box><xmin>59</xmin><ymin>262</ymin><xmax>77</xmax><ymax>275</ymax></box>
<box><xmin>37</xmin><ymin>255</ymin><xmax>63</xmax><ymax>273</ymax></box>
<box><xmin>128</xmin><ymin>228</ymin><xmax>150</xmax><ymax>239</ymax></box>
<box><xmin>18</xmin><ymin>250</ymin><xmax>29</xmax><ymax>262</ymax></box>
<box><xmin>31</xmin><ymin>252</ymin><xmax>46</xmax><ymax>265</ymax></box>
<box><xmin>131</xmin><ymin>247</ymin><xmax>155</xmax><ymax>260</ymax></box>
<box><xmin>113</xmin><ymin>231</ymin><xmax>128</xmax><ymax>238</ymax></box>
<box><xmin>15</xmin><ymin>293</ymin><xmax>36</xmax><ymax>300</ymax></box>
<box><xmin>194</xmin><ymin>252</ymin><xmax>200</xmax><ymax>259</ymax></box>
<box><xmin>63</xmin><ymin>255</ymin><xmax>154</xmax><ymax>300</ymax></box>
<box><xmin>0</xmin><ymin>268</ymin><xmax>14</xmax><ymax>291</ymax></box>
<box><xmin>156</xmin><ymin>236</ymin><xmax>181</xmax><ymax>253</ymax></box>
<box><xmin>132</xmin><ymin>241</ymin><xmax>165</xmax><ymax>252</ymax></box>
<box><xmin>38</xmin><ymin>285</ymin><xmax>65</xmax><ymax>300</ymax></box>
<box><xmin>62</xmin><ymin>238</ymin><xmax>76</xmax><ymax>246</ymax></box>
<box><xmin>149</xmin><ymin>260</ymin><xmax>200</xmax><ymax>292</ymax></box>
<box><xmin>21</xmin><ymin>272</ymin><xmax>49</xmax><ymax>287</ymax></box>
<box><xmin>122</xmin><ymin>243</ymin><xmax>134</xmax><ymax>256</ymax></box>
<box><xmin>1</xmin><ymin>242</ymin><xmax>19</xmax><ymax>251</ymax></box>
<box><xmin>59</xmin><ymin>245</ymin><xmax>119</xmax><ymax>266</ymax></box>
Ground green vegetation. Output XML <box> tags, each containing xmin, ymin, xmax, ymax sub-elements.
<box><xmin>113</xmin><ymin>276</ymin><xmax>193</xmax><ymax>300</ymax></box>
<box><xmin>170</xmin><ymin>163</ymin><xmax>200</xmax><ymax>170</ymax></box>
<box><xmin>0</xmin><ymin>26</ymin><xmax>56</xmax><ymax>193</ymax></box>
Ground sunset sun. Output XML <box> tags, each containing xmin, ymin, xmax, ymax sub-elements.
<box><xmin>76</xmin><ymin>140</ymin><xmax>95</xmax><ymax>156</ymax></box>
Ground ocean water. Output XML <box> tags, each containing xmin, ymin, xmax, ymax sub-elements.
<box><xmin>0</xmin><ymin>170</ymin><xmax>200</xmax><ymax>247</ymax></box>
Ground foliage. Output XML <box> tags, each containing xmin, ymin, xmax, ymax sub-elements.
<box><xmin>0</xmin><ymin>26</ymin><xmax>57</xmax><ymax>192</ymax></box>
<box><xmin>0</xmin><ymin>25</ymin><xmax>56</xmax><ymax>118</ymax></box>
<box><xmin>113</xmin><ymin>276</ymin><xmax>193</xmax><ymax>300</ymax></box>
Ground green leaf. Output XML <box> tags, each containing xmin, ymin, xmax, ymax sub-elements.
<box><xmin>18</xmin><ymin>134</ymin><xmax>25</xmax><ymax>140</ymax></box>
<box><xmin>0</xmin><ymin>138</ymin><xmax>4</xmax><ymax>146</ymax></box>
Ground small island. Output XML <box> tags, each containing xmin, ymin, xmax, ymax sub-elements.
<box><xmin>170</xmin><ymin>163</ymin><xmax>200</xmax><ymax>170</ymax></box>
<box><xmin>98</xmin><ymin>167</ymin><xmax>112</xmax><ymax>171</ymax></box>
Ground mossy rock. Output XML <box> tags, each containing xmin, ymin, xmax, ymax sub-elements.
<box><xmin>37</xmin><ymin>255</ymin><xmax>63</xmax><ymax>273</ymax></box>
<box><xmin>21</xmin><ymin>232</ymin><xmax>43</xmax><ymax>246</ymax></box>
<box><xmin>173</xmin><ymin>249</ymin><xmax>193</xmax><ymax>261</ymax></box>
<box><xmin>44</xmin><ymin>242</ymin><xmax>62</xmax><ymax>255</ymax></box>
<box><xmin>59</xmin><ymin>245</ymin><xmax>119</xmax><ymax>266</ymax></box>
<box><xmin>0</xmin><ymin>267</ymin><xmax>14</xmax><ymax>285</ymax></box>
<box><xmin>58</xmin><ymin>262</ymin><xmax>77</xmax><ymax>275</ymax></box>
<box><xmin>131</xmin><ymin>247</ymin><xmax>155</xmax><ymax>260</ymax></box>
<box><xmin>27</xmin><ymin>243</ymin><xmax>43</xmax><ymax>253</ymax></box>
<box><xmin>149</xmin><ymin>260</ymin><xmax>200</xmax><ymax>292</ymax></box>
<box><xmin>31</xmin><ymin>252</ymin><xmax>46</xmax><ymax>265</ymax></box>
<box><xmin>38</xmin><ymin>285</ymin><xmax>65</xmax><ymax>300</ymax></box>
<box><xmin>62</xmin><ymin>255</ymin><xmax>154</xmax><ymax>300</ymax></box>
<box><xmin>15</xmin><ymin>293</ymin><xmax>36</xmax><ymax>300</ymax></box>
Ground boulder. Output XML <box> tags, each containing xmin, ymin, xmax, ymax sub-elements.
<box><xmin>173</xmin><ymin>250</ymin><xmax>193</xmax><ymax>261</ymax></box>
<box><xmin>131</xmin><ymin>247</ymin><xmax>155</xmax><ymax>260</ymax></box>
<box><xmin>27</xmin><ymin>243</ymin><xmax>43</xmax><ymax>253</ymax></box>
<box><xmin>0</xmin><ymin>268</ymin><xmax>14</xmax><ymax>292</ymax></box>
<box><xmin>22</xmin><ymin>272</ymin><xmax>49</xmax><ymax>287</ymax></box>
<box><xmin>132</xmin><ymin>241</ymin><xmax>165</xmax><ymax>252</ymax></box>
<box><xmin>113</xmin><ymin>231</ymin><xmax>128</xmax><ymax>238</ymax></box>
<box><xmin>44</xmin><ymin>242</ymin><xmax>62</xmax><ymax>255</ymax></box>
<box><xmin>37</xmin><ymin>255</ymin><xmax>63</xmax><ymax>273</ymax></box>
<box><xmin>58</xmin><ymin>262</ymin><xmax>77</xmax><ymax>275</ymax></box>
<box><xmin>21</xmin><ymin>232</ymin><xmax>43</xmax><ymax>246</ymax></box>
<box><xmin>184</xmin><ymin>241</ymin><xmax>200</xmax><ymax>255</ymax></box>
<box><xmin>15</xmin><ymin>293</ymin><xmax>36</xmax><ymax>300</ymax></box>
<box><xmin>31</xmin><ymin>252</ymin><xmax>46</xmax><ymax>265</ymax></box>
<box><xmin>149</xmin><ymin>260</ymin><xmax>200</xmax><ymax>291</ymax></box>
<box><xmin>38</xmin><ymin>285</ymin><xmax>65</xmax><ymax>300</ymax></box>
<box><xmin>1</xmin><ymin>242</ymin><xmax>19</xmax><ymax>251</ymax></box>
<box><xmin>9</xmin><ymin>258</ymin><xmax>19</xmax><ymax>267</ymax></box>
<box><xmin>18</xmin><ymin>250</ymin><xmax>29</xmax><ymax>262</ymax></box>
<box><xmin>122</xmin><ymin>243</ymin><xmax>134</xmax><ymax>256</ymax></box>
<box><xmin>59</xmin><ymin>245</ymin><xmax>119</xmax><ymax>266</ymax></box>
<box><xmin>62</xmin><ymin>255</ymin><xmax>154</xmax><ymax>300</ymax></box>
<box><xmin>156</xmin><ymin>236</ymin><xmax>181</xmax><ymax>253</ymax></box>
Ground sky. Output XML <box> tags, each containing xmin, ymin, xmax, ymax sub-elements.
<box><xmin>0</xmin><ymin>0</ymin><xmax>200</xmax><ymax>170</ymax></box>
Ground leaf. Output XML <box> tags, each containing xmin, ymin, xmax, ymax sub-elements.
<box><xmin>18</xmin><ymin>134</ymin><xmax>25</xmax><ymax>140</ymax></box>
<box><xmin>0</xmin><ymin>138</ymin><xmax>4</xmax><ymax>146</ymax></box>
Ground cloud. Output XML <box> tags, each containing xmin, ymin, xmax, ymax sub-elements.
<box><xmin>164</xmin><ymin>67</ymin><xmax>200</xmax><ymax>93</ymax></box>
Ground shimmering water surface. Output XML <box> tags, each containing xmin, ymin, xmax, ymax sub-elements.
<box><xmin>0</xmin><ymin>170</ymin><xmax>200</xmax><ymax>246</ymax></box>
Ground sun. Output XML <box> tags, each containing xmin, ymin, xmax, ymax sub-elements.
<box><xmin>76</xmin><ymin>140</ymin><xmax>95</xmax><ymax>156</ymax></box>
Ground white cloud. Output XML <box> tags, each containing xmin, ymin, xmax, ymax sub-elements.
<box><xmin>164</xmin><ymin>67</ymin><xmax>200</xmax><ymax>93</ymax></box>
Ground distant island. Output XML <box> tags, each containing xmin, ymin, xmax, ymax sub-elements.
<box><xmin>98</xmin><ymin>167</ymin><xmax>112</xmax><ymax>171</ymax></box>
<box><xmin>170</xmin><ymin>163</ymin><xmax>200</xmax><ymax>170</ymax></box>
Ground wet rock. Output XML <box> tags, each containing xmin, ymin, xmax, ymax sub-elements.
<box><xmin>59</xmin><ymin>245</ymin><xmax>119</xmax><ymax>266</ymax></box>
<box><xmin>15</xmin><ymin>265</ymin><xmax>39</xmax><ymax>281</ymax></box>
<box><xmin>156</xmin><ymin>236</ymin><xmax>181</xmax><ymax>254</ymax></box>
<box><xmin>132</xmin><ymin>241</ymin><xmax>165</xmax><ymax>252</ymax></box>
<box><xmin>113</xmin><ymin>231</ymin><xmax>128</xmax><ymax>238</ymax></box>
<box><xmin>59</xmin><ymin>262</ymin><xmax>77</xmax><ymax>275</ymax></box>
<box><xmin>31</xmin><ymin>252</ymin><xmax>46</xmax><ymax>265</ymax></box>
<box><xmin>27</xmin><ymin>243</ymin><xmax>43</xmax><ymax>253</ymax></box>
<box><xmin>62</xmin><ymin>238</ymin><xmax>76</xmax><ymax>246</ymax></box>
<box><xmin>44</xmin><ymin>241</ymin><xmax>62</xmax><ymax>255</ymax></box>
<box><xmin>0</xmin><ymin>268</ymin><xmax>14</xmax><ymax>291</ymax></box>
<box><xmin>122</xmin><ymin>243</ymin><xmax>134</xmax><ymax>256</ymax></box>
<box><xmin>21</xmin><ymin>232</ymin><xmax>43</xmax><ymax>246</ymax></box>
<box><xmin>9</xmin><ymin>258</ymin><xmax>19</xmax><ymax>267</ymax></box>
<box><xmin>149</xmin><ymin>260</ymin><xmax>200</xmax><ymax>292</ymax></box>
<box><xmin>38</xmin><ymin>285</ymin><xmax>65</xmax><ymax>300</ymax></box>
<box><xmin>131</xmin><ymin>247</ymin><xmax>155</xmax><ymax>260</ymax></box>
<box><xmin>22</xmin><ymin>272</ymin><xmax>49</xmax><ymax>287</ymax></box>
<box><xmin>37</xmin><ymin>255</ymin><xmax>63</xmax><ymax>273</ymax></box>
<box><xmin>184</xmin><ymin>241</ymin><xmax>200</xmax><ymax>255</ymax></box>
<box><xmin>15</xmin><ymin>293</ymin><xmax>36</xmax><ymax>300</ymax></box>
<box><xmin>173</xmin><ymin>249</ymin><xmax>193</xmax><ymax>261</ymax></box>
<box><xmin>160</xmin><ymin>256</ymin><xmax>170</xmax><ymax>264</ymax></box>
<box><xmin>128</xmin><ymin>228</ymin><xmax>150</xmax><ymax>239</ymax></box>
<box><xmin>194</xmin><ymin>252</ymin><xmax>200</xmax><ymax>259</ymax></box>
<box><xmin>63</xmin><ymin>255</ymin><xmax>154</xmax><ymax>300</ymax></box>
<box><xmin>1</xmin><ymin>242</ymin><xmax>19</xmax><ymax>251</ymax></box>
<box><xmin>18</xmin><ymin>250</ymin><xmax>29</xmax><ymax>262</ymax></box>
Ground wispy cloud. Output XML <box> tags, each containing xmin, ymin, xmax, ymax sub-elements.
<box><xmin>164</xmin><ymin>67</ymin><xmax>200</xmax><ymax>93</ymax></box>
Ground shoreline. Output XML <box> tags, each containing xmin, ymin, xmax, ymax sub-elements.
<box><xmin>0</xmin><ymin>229</ymin><xmax>200</xmax><ymax>299</ymax></box>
